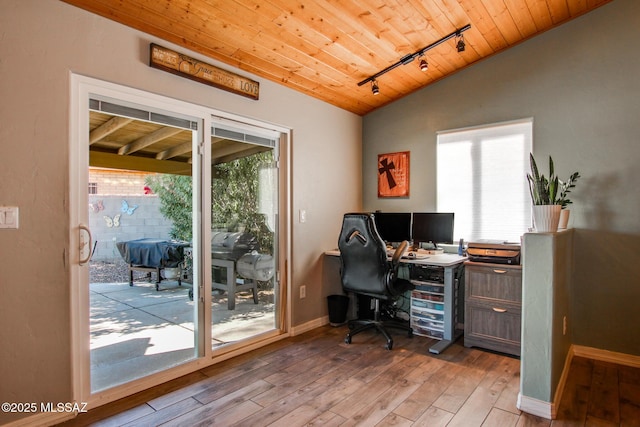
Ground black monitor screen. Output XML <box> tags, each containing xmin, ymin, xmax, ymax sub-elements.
<box><xmin>411</xmin><ymin>213</ymin><xmax>455</xmax><ymax>247</ymax></box>
<box><xmin>373</xmin><ymin>212</ymin><xmax>412</xmax><ymax>243</ymax></box>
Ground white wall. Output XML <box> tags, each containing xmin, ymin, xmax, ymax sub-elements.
<box><xmin>0</xmin><ymin>1</ymin><xmax>361</xmax><ymax>423</ymax></box>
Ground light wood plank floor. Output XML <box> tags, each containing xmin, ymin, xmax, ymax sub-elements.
<box><xmin>59</xmin><ymin>326</ymin><xmax>640</xmax><ymax>426</ymax></box>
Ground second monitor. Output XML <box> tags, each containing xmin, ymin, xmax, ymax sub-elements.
<box><xmin>411</xmin><ymin>212</ymin><xmax>455</xmax><ymax>250</ymax></box>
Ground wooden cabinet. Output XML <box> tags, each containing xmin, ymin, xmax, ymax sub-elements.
<box><xmin>464</xmin><ymin>261</ymin><xmax>522</xmax><ymax>356</ymax></box>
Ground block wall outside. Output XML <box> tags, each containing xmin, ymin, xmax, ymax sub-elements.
<box><xmin>89</xmin><ymin>168</ymin><xmax>151</xmax><ymax>196</ymax></box>
<box><xmin>88</xmin><ymin>195</ymin><xmax>174</xmax><ymax>261</ymax></box>
<box><xmin>87</xmin><ymin>168</ymin><xmax>180</xmax><ymax>261</ymax></box>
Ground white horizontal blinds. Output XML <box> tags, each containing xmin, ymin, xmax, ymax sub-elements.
<box><xmin>89</xmin><ymin>98</ymin><xmax>198</xmax><ymax>130</ymax></box>
<box><xmin>211</xmin><ymin>116</ymin><xmax>279</xmax><ymax>148</ymax></box>
<box><xmin>437</xmin><ymin>119</ymin><xmax>533</xmax><ymax>242</ymax></box>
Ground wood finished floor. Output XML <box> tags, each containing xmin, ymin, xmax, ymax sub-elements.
<box><xmin>59</xmin><ymin>325</ymin><xmax>640</xmax><ymax>426</ymax></box>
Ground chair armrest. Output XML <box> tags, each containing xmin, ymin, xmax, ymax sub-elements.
<box><xmin>390</xmin><ymin>240</ymin><xmax>408</xmax><ymax>268</ymax></box>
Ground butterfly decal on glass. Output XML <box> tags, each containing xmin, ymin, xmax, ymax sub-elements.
<box><xmin>103</xmin><ymin>214</ymin><xmax>121</xmax><ymax>228</ymax></box>
<box><xmin>89</xmin><ymin>200</ymin><xmax>104</xmax><ymax>213</ymax></box>
<box><xmin>121</xmin><ymin>200</ymin><xmax>139</xmax><ymax>215</ymax></box>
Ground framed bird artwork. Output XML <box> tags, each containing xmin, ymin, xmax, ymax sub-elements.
<box><xmin>377</xmin><ymin>151</ymin><xmax>410</xmax><ymax>198</ymax></box>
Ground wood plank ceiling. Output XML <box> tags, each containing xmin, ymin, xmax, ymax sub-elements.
<box><xmin>89</xmin><ymin>108</ymin><xmax>272</xmax><ymax>174</ymax></box>
<box><xmin>71</xmin><ymin>0</ymin><xmax>612</xmax><ymax>173</ymax></box>
<box><xmin>63</xmin><ymin>0</ymin><xmax>611</xmax><ymax>116</ymax></box>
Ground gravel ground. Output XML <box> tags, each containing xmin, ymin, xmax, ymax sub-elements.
<box><xmin>89</xmin><ymin>259</ymin><xmax>132</xmax><ymax>283</ymax></box>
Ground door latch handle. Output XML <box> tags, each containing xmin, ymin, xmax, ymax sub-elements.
<box><xmin>79</xmin><ymin>225</ymin><xmax>93</xmax><ymax>266</ymax></box>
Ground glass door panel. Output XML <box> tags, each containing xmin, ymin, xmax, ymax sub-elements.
<box><xmin>87</xmin><ymin>98</ymin><xmax>200</xmax><ymax>392</ymax></box>
<box><xmin>209</xmin><ymin>123</ymin><xmax>280</xmax><ymax>348</ymax></box>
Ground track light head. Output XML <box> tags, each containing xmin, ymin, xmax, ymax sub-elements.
<box><xmin>419</xmin><ymin>57</ymin><xmax>428</xmax><ymax>72</ymax></box>
<box><xmin>456</xmin><ymin>34</ymin><xmax>466</xmax><ymax>52</ymax></box>
<box><xmin>371</xmin><ymin>80</ymin><xmax>380</xmax><ymax>95</ymax></box>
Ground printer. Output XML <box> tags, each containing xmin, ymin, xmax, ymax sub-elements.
<box><xmin>466</xmin><ymin>240</ymin><xmax>521</xmax><ymax>265</ymax></box>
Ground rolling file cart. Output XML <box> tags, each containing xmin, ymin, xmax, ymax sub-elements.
<box><xmin>409</xmin><ymin>260</ymin><xmax>465</xmax><ymax>354</ymax></box>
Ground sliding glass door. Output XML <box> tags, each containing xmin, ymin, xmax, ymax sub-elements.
<box><xmin>86</xmin><ymin>96</ymin><xmax>202</xmax><ymax>392</ymax></box>
<box><xmin>208</xmin><ymin>118</ymin><xmax>281</xmax><ymax>348</ymax></box>
<box><xmin>72</xmin><ymin>76</ymin><xmax>288</xmax><ymax>403</ymax></box>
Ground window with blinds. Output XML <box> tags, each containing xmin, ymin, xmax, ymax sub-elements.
<box><xmin>437</xmin><ymin>119</ymin><xmax>533</xmax><ymax>243</ymax></box>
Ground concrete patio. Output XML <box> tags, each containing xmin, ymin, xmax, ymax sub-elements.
<box><xmin>90</xmin><ymin>277</ymin><xmax>276</xmax><ymax>392</ymax></box>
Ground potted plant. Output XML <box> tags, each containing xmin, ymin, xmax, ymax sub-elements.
<box><xmin>557</xmin><ymin>171</ymin><xmax>580</xmax><ymax>229</ymax></box>
<box><xmin>527</xmin><ymin>153</ymin><xmax>579</xmax><ymax>232</ymax></box>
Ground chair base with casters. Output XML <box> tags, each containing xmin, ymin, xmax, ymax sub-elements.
<box><xmin>345</xmin><ymin>298</ymin><xmax>413</xmax><ymax>350</ymax></box>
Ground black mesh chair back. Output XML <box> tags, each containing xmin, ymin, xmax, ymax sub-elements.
<box><xmin>337</xmin><ymin>213</ymin><xmax>413</xmax><ymax>349</ymax></box>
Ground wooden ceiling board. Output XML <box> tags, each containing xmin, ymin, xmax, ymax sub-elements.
<box><xmin>62</xmin><ymin>0</ymin><xmax>612</xmax><ymax>115</ymax></box>
<box><xmin>88</xmin><ymin>110</ymin><xmax>272</xmax><ymax>173</ymax></box>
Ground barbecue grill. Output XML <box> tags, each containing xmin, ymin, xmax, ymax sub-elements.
<box><xmin>116</xmin><ymin>238</ymin><xmax>189</xmax><ymax>290</ymax></box>
<box><xmin>188</xmin><ymin>231</ymin><xmax>275</xmax><ymax>309</ymax></box>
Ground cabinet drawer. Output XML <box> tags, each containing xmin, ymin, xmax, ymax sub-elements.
<box><xmin>411</xmin><ymin>290</ymin><xmax>444</xmax><ymax>302</ymax></box>
<box><xmin>465</xmin><ymin>265</ymin><xmax>522</xmax><ymax>303</ymax></box>
<box><xmin>412</xmin><ymin>317</ymin><xmax>444</xmax><ymax>331</ymax></box>
<box><xmin>411</xmin><ymin>309</ymin><xmax>444</xmax><ymax>322</ymax></box>
<box><xmin>412</xmin><ymin>325</ymin><xmax>444</xmax><ymax>339</ymax></box>
<box><xmin>464</xmin><ymin>302</ymin><xmax>521</xmax><ymax>356</ymax></box>
<box><xmin>411</xmin><ymin>299</ymin><xmax>444</xmax><ymax>311</ymax></box>
<box><xmin>412</xmin><ymin>283</ymin><xmax>444</xmax><ymax>294</ymax></box>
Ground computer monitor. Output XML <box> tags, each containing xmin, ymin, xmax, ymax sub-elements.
<box><xmin>373</xmin><ymin>212</ymin><xmax>412</xmax><ymax>245</ymax></box>
<box><xmin>411</xmin><ymin>212</ymin><xmax>455</xmax><ymax>250</ymax></box>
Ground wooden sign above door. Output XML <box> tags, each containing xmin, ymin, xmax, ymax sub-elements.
<box><xmin>149</xmin><ymin>43</ymin><xmax>259</xmax><ymax>100</ymax></box>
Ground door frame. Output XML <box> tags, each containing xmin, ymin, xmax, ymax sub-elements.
<box><xmin>69</xmin><ymin>73</ymin><xmax>292</xmax><ymax>409</ymax></box>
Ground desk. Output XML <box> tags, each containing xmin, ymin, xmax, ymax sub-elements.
<box><xmin>324</xmin><ymin>250</ymin><xmax>464</xmax><ymax>267</ymax></box>
<box><xmin>325</xmin><ymin>250</ymin><xmax>466</xmax><ymax>354</ymax></box>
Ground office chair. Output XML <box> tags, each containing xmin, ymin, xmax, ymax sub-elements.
<box><xmin>338</xmin><ymin>213</ymin><xmax>414</xmax><ymax>350</ymax></box>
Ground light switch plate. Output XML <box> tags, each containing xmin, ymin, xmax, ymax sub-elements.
<box><xmin>0</xmin><ymin>206</ymin><xmax>19</xmax><ymax>229</ymax></box>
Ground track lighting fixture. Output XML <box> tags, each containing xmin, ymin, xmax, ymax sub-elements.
<box><xmin>419</xmin><ymin>55</ymin><xmax>428</xmax><ymax>72</ymax></box>
<box><xmin>456</xmin><ymin>33</ymin><xmax>466</xmax><ymax>52</ymax></box>
<box><xmin>358</xmin><ymin>24</ymin><xmax>471</xmax><ymax>94</ymax></box>
<box><xmin>371</xmin><ymin>79</ymin><xmax>379</xmax><ymax>95</ymax></box>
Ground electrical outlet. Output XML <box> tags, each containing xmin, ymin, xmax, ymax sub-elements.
<box><xmin>563</xmin><ymin>316</ymin><xmax>567</xmax><ymax>335</ymax></box>
<box><xmin>300</xmin><ymin>285</ymin><xmax>306</xmax><ymax>299</ymax></box>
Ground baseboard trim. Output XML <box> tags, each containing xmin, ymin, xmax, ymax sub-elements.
<box><xmin>518</xmin><ymin>345</ymin><xmax>640</xmax><ymax>421</ymax></box>
<box><xmin>572</xmin><ymin>345</ymin><xmax>640</xmax><ymax>368</ymax></box>
<box><xmin>517</xmin><ymin>393</ymin><xmax>553</xmax><ymax>419</ymax></box>
<box><xmin>290</xmin><ymin>316</ymin><xmax>329</xmax><ymax>335</ymax></box>
<box><xmin>550</xmin><ymin>346</ymin><xmax>575</xmax><ymax>420</ymax></box>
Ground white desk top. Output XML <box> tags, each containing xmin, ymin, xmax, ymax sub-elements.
<box><xmin>324</xmin><ymin>249</ymin><xmax>467</xmax><ymax>267</ymax></box>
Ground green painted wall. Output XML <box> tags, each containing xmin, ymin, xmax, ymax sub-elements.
<box><xmin>362</xmin><ymin>0</ymin><xmax>640</xmax><ymax>357</ymax></box>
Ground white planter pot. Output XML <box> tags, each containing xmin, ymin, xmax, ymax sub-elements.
<box><xmin>532</xmin><ymin>205</ymin><xmax>562</xmax><ymax>233</ymax></box>
<box><xmin>558</xmin><ymin>209</ymin><xmax>570</xmax><ymax>230</ymax></box>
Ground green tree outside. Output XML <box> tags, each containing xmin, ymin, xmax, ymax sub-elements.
<box><xmin>146</xmin><ymin>151</ymin><xmax>275</xmax><ymax>254</ymax></box>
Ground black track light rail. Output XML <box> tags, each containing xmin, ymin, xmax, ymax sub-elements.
<box><xmin>357</xmin><ymin>24</ymin><xmax>471</xmax><ymax>87</ymax></box>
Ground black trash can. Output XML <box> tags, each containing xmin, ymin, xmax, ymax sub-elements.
<box><xmin>327</xmin><ymin>294</ymin><xmax>349</xmax><ymax>326</ymax></box>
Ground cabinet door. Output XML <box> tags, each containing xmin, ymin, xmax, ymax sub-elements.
<box><xmin>466</xmin><ymin>265</ymin><xmax>521</xmax><ymax>304</ymax></box>
<box><xmin>465</xmin><ymin>301</ymin><xmax>521</xmax><ymax>356</ymax></box>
